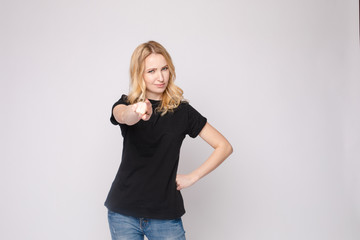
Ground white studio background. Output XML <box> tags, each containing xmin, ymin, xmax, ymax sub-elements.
<box><xmin>1</xmin><ymin>0</ymin><xmax>359</xmax><ymax>239</ymax></box>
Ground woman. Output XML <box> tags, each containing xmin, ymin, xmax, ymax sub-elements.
<box><xmin>105</xmin><ymin>41</ymin><xmax>233</xmax><ymax>240</ymax></box>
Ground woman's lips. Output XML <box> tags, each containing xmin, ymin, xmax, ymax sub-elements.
<box><xmin>155</xmin><ymin>84</ymin><xmax>165</xmax><ymax>88</ymax></box>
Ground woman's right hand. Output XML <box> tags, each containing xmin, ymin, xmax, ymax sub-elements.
<box><xmin>132</xmin><ymin>99</ymin><xmax>152</xmax><ymax>121</ymax></box>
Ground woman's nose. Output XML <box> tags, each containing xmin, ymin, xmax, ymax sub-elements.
<box><xmin>158</xmin><ymin>72</ymin><xmax>164</xmax><ymax>82</ymax></box>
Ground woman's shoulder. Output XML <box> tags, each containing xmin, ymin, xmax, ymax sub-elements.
<box><xmin>178</xmin><ymin>100</ymin><xmax>204</xmax><ymax>117</ymax></box>
<box><xmin>119</xmin><ymin>94</ymin><xmax>130</xmax><ymax>104</ymax></box>
<box><xmin>177</xmin><ymin>100</ymin><xmax>190</xmax><ymax>109</ymax></box>
<box><xmin>180</xmin><ymin>99</ymin><xmax>189</xmax><ymax>105</ymax></box>
<box><xmin>179</xmin><ymin>99</ymin><xmax>200</xmax><ymax>109</ymax></box>
<box><xmin>120</xmin><ymin>94</ymin><xmax>128</xmax><ymax>101</ymax></box>
<box><xmin>112</xmin><ymin>94</ymin><xmax>129</xmax><ymax>107</ymax></box>
<box><xmin>175</xmin><ymin>100</ymin><xmax>201</xmax><ymax>114</ymax></box>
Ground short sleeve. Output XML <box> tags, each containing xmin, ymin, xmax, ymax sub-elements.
<box><xmin>186</xmin><ymin>104</ymin><xmax>207</xmax><ymax>138</ymax></box>
<box><xmin>110</xmin><ymin>94</ymin><xmax>129</xmax><ymax>125</ymax></box>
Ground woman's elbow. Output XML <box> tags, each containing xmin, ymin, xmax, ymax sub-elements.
<box><xmin>221</xmin><ymin>140</ymin><xmax>233</xmax><ymax>157</ymax></box>
<box><xmin>226</xmin><ymin>142</ymin><xmax>233</xmax><ymax>156</ymax></box>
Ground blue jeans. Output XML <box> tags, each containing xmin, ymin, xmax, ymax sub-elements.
<box><xmin>107</xmin><ymin>210</ymin><xmax>186</xmax><ymax>240</ymax></box>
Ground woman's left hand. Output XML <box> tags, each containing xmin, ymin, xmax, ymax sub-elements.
<box><xmin>176</xmin><ymin>174</ymin><xmax>199</xmax><ymax>191</ymax></box>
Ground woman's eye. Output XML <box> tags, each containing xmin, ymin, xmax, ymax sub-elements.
<box><xmin>162</xmin><ymin>66</ymin><xmax>168</xmax><ymax>71</ymax></box>
<box><xmin>148</xmin><ymin>70</ymin><xmax>155</xmax><ymax>73</ymax></box>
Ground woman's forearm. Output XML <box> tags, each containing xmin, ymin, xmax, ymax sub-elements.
<box><xmin>190</xmin><ymin>142</ymin><xmax>233</xmax><ymax>182</ymax></box>
<box><xmin>113</xmin><ymin>105</ymin><xmax>141</xmax><ymax>126</ymax></box>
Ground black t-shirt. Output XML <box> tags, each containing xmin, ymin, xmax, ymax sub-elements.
<box><xmin>105</xmin><ymin>94</ymin><xmax>207</xmax><ymax>219</ymax></box>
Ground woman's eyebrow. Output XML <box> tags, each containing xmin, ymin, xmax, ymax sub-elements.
<box><xmin>145</xmin><ymin>67</ymin><xmax>157</xmax><ymax>70</ymax></box>
<box><xmin>146</xmin><ymin>65</ymin><xmax>168</xmax><ymax>70</ymax></box>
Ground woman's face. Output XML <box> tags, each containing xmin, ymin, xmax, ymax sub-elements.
<box><xmin>143</xmin><ymin>53</ymin><xmax>170</xmax><ymax>100</ymax></box>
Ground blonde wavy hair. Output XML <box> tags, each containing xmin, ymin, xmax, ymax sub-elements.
<box><xmin>127</xmin><ymin>41</ymin><xmax>184</xmax><ymax>115</ymax></box>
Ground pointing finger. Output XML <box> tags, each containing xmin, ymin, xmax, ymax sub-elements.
<box><xmin>132</xmin><ymin>103</ymin><xmax>138</xmax><ymax>111</ymax></box>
